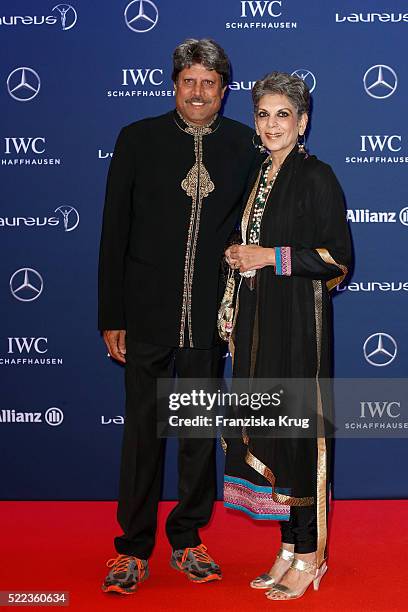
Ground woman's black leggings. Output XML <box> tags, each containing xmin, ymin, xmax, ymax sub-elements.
<box><xmin>279</xmin><ymin>505</ymin><xmax>317</xmax><ymax>553</ymax></box>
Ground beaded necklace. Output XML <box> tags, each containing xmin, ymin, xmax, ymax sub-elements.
<box><xmin>247</xmin><ymin>158</ymin><xmax>281</xmax><ymax>245</ymax></box>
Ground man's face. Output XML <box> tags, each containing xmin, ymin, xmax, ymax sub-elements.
<box><xmin>175</xmin><ymin>63</ymin><xmax>226</xmax><ymax>126</ymax></box>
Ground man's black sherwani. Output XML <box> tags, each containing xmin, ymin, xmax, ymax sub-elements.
<box><xmin>98</xmin><ymin>110</ymin><xmax>255</xmax><ymax>347</ymax></box>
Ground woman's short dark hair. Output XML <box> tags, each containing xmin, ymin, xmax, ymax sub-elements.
<box><xmin>252</xmin><ymin>71</ymin><xmax>310</xmax><ymax>117</ymax></box>
<box><xmin>172</xmin><ymin>38</ymin><xmax>231</xmax><ymax>87</ymax></box>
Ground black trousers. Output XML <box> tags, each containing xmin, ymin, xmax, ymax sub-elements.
<box><xmin>279</xmin><ymin>505</ymin><xmax>317</xmax><ymax>553</ymax></box>
<box><xmin>114</xmin><ymin>337</ymin><xmax>220</xmax><ymax>559</ymax></box>
<box><xmin>279</xmin><ymin>433</ymin><xmax>332</xmax><ymax>555</ymax></box>
<box><xmin>279</xmin><ymin>474</ymin><xmax>331</xmax><ymax>554</ymax></box>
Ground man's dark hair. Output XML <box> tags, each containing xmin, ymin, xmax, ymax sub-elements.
<box><xmin>172</xmin><ymin>38</ymin><xmax>231</xmax><ymax>87</ymax></box>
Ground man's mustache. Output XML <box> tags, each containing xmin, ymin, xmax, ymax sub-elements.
<box><xmin>186</xmin><ymin>97</ymin><xmax>210</xmax><ymax>104</ymax></box>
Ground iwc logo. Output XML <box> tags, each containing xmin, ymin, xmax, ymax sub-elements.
<box><xmin>345</xmin><ymin>135</ymin><xmax>407</xmax><ymax>165</ymax></box>
<box><xmin>107</xmin><ymin>67</ymin><xmax>173</xmax><ymax>98</ymax></box>
<box><xmin>1</xmin><ymin>336</ymin><xmax>64</xmax><ymax>366</ymax></box>
<box><xmin>2</xmin><ymin>136</ymin><xmax>62</xmax><ymax>166</ymax></box>
<box><xmin>226</xmin><ymin>1</ymin><xmax>298</xmax><ymax>30</ymax></box>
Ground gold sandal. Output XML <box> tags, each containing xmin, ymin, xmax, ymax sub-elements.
<box><xmin>266</xmin><ymin>557</ymin><xmax>328</xmax><ymax>600</ymax></box>
<box><xmin>250</xmin><ymin>548</ymin><xmax>294</xmax><ymax>589</ymax></box>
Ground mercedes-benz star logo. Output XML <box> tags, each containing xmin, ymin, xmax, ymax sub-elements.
<box><xmin>7</xmin><ymin>67</ymin><xmax>41</xmax><ymax>102</ymax></box>
<box><xmin>124</xmin><ymin>0</ymin><xmax>158</xmax><ymax>33</ymax></box>
<box><xmin>55</xmin><ymin>205</ymin><xmax>80</xmax><ymax>232</ymax></box>
<box><xmin>363</xmin><ymin>65</ymin><xmax>397</xmax><ymax>99</ymax></box>
<box><xmin>52</xmin><ymin>4</ymin><xmax>78</xmax><ymax>30</ymax></box>
<box><xmin>291</xmin><ymin>69</ymin><xmax>316</xmax><ymax>93</ymax></box>
<box><xmin>363</xmin><ymin>333</ymin><xmax>397</xmax><ymax>367</ymax></box>
<box><xmin>10</xmin><ymin>268</ymin><xmax>44</xmax><ymax>302</ymax></box>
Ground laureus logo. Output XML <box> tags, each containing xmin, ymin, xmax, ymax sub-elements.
<box><xmin>52</xmin><ymin>4</ymin><xmax>77</xmax><ymax>30</ymax></box>
<box><xmin>55</xmin><ymin>206</ymin><xmax>80</xmax><ymax>231</ymax></box>
<box><xmin>291</xmin><ymin>69</ymin><xmax>316</xmax><ymax>93</ymax></box>
<box><xmin>0</xmin><ymin>206</ymin><xmax>80</xmax><ymax>231</ymax></box>
<box><xmin>0</xmin><ymin>4</ymin><xmax>77</xmax><ymax>30</ymax></box>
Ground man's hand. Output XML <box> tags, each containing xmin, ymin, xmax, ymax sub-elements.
<box><xmin>103</xmin><ymin>330</ymin><xmax>126</xmax><ymax>364</ymax></box>
<box><xmin>225</xmin><ymin>244</ymin><xmax>275</xmax><ymax>273</ymax></box>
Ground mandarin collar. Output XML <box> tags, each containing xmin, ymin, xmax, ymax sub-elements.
<box><xmin>173</xmin><ymin>109</ymin><xmax>222</xmax><ymax>134</ymax></box>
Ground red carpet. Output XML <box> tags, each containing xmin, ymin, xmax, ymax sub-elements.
<box><xmin>1</xmin><ymin>500</ymin><xmax>406</xmax><ymax>611</ymax></box>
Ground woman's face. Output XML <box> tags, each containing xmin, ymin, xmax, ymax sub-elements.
<box><xmin>255</xmin><ymin>93</ymin><xmax>307</xmax><ymax>159</ymax></box>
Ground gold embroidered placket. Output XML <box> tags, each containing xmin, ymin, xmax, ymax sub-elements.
<box><xmin>312</xmin><ymin>278</ymin><xmax>328</xmax><ymax>568</ymax></box>
<box><xmin>179</xmin><ymin>124</ymin><xmax>215</xmax><ymax>347</ymax></box>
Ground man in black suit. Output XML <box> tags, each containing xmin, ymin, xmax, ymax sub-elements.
<box><xmin>99</xmin><ymin>38</ymin><xmax>255</xmax><ymax>594</ymax></box>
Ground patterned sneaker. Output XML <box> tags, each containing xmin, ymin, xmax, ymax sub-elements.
<box><xmin>102</xmin><ymin>554</ymin><xmax>149</xmax><ymax>595</ymax></box>
<box><xmin>170</xmin><ymin>544</ymin><xmax>222</xmax><ymax>583</ymax></box>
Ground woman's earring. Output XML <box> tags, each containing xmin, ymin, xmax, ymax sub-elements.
<box><xmin>252</xmin><ymin>132</ymin><xmax>268</xmax><ymax>153</ymax></box>
<box><xmin>297</xmin><ymin>133</ymin><xmax>306</xmax><ymax>154</ymax></box>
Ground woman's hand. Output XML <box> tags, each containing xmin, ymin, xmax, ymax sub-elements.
<box><xmin>225</xmin><ymin>244</ymin><xmax>275</xmax><ymax>273</ymax></box>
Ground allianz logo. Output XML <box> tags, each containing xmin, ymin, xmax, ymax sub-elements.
<box><xmin>101</xmin><ymin>415</ymin><xmax>124</xmax><ymax>425</ymax></box>
<box><xmin>0</xmin><ymin>409</ymin><xmax>42</xmax><ymax>423</ymax></box>
<box><xmin>0</xmin><ymin>408</ymin><xmax>63</xmax><ymax>426</ymax></box>
<box><xmin>335</xmin><ymin>12</ymin><xmax>408</xmax><ymax>23</ymax></box>
<box><xmin>347</xmin><ymin>208</ymin><xmax>408</xmax><ymax>225</ymax></box>
<box><xmin>337</xmin><ymin>282</ymin><xmax>408</xmax><ymax>292</ymax></box>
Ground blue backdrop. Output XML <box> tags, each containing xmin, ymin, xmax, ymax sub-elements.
<box><xmin>1</xmin><ymin>0</ymin><xmax>407</xmax><ymax>500</ymax></box>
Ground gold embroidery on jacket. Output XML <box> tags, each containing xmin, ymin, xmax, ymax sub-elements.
<box><xmin>179</xmin><ymin>121</ymin><xmax>215</xmax><ymax>347</ymax></box>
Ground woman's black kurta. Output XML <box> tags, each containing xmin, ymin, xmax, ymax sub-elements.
<box><xmin>224</xmin><ymin>147</ymin><xmax>352</xmax><ymax>566</ymax></box>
